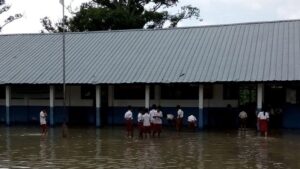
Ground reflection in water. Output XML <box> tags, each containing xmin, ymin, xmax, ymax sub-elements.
<box><xmin>0</xmin><ymin>127</ymin><xmax>300</xmax><ymax>168</ymax></box>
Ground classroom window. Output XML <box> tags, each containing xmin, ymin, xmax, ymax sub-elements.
<box><xmin>0</xmin><ymin>86</ymin><xmax>4</xmax><ymax>99</ymax></box>
<box><xmin>55</xmin><ymin>86</ymin><xmax>64</xmax><ymax>99</ymax></box>
<box><xmin>223</xmin><ymin>84</ymin><xmax>239</xmax><ymax>100</ymax></box>
<box><xmin>161</xmin><ymin>84</ymin><xmax>213</xmax><ymax>100</ymax></box>
<box><xmin>81</xmin><ymin>86</ymin><xmax>95</xmax><ymax>99</ymax></box>
<box><xmin>11</xmin><ymin>85</ymin><xmax>49</xmax><ymax>99</ymax></box>
<box><xmin>114</xmin><ymin>85</ymin><xmax>154</xmax><ymax>100</ymax></box>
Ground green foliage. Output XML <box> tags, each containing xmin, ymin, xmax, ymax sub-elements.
<box><xmin>41</xmin><ymin>0</ymin><xmax>200</xmax><ymax>33</ymax></box>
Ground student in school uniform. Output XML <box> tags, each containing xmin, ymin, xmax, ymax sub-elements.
<box><xmin>137</xmin><ymin>108</ymin><xmax>144</xmax><ymax>139</ymax></box>
<box><xmin>257</xmin><ymin>109</ymin><xmax>270</xmax><ymax>137</ymax></box>
<box><xmin>124</xmin><ymin>106</ymin><xmax>133</xmax><ymax>138</ymax></box>
<box><xmin>142</xmin><ymin>108</ymin><xmax>151</xmax><ymax>138</ymax></box>
<box><xmin>187</xmin><ymin>114</ymin><xmax>197</xmax><ymax>132</ymax></box>
<box><xmin>176</xmin><ymin>105</ymin><xmax>184</xmax><ymax>132</ymax></box>
<box><xmin>149</xmin><ymin>104</ymin><xmax>157</xmax><ymax>135</ymax></box>
<box><xmin>153</xmin><ymin>106</ymin><xmax>163</xmax><ymax>137</ymax></box>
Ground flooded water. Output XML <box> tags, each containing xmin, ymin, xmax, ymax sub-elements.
<box><xmin>0</xmin><ymin>127</ymin><xmax>300</xmax><ymax>169</ymax></box>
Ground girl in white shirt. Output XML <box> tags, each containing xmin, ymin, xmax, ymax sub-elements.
<box><xmin>142</xmin><ymin>108</ymin><xmax>151</xmax><ymax>138</ymax></box>
<box><xmin>257</xmin><ymin>110</ymin><xmax>269</xmax><ymax>137</ymax></box>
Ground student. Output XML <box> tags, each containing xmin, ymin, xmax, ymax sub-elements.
<box><xmin>153</xmin><ymin>106</ymin><xmax>163</xmax><ymax>137</ymax></box>
<box><xmin>124</xmin><ymin>106</ymin><xmax>133</xmax><ymax>138</ymax></box>
<box><xmin>239</xmin><ymin>108</ymin><xmax>248</xmax><ymax>130</ymax></box>
<box><xmin>137</xmin><ymin>108</ymin><xmax>144</xmax><ymax>139</ymax></box>
<box><xmin>176</xmin><ymin>105</ymin><xmax>184</xmax><ymax>132</ymax></box>
<box><xmin>187</xmin><ymin>114</ymin><xmax>197</xmax><ymax>131</ymax></box>
<box><xmin>142</xmin><ymin>108</ymin><xmax>151</xmax><ymax>138</ymax></box>
<box><xmin>40</xmin><ymin>109</ymin><xmax>47</xmax><ymax>136</ymax></box>
<box><xmin>166</xmin><ymin>113</ymin><xmax>175</xmax><ymax>127</ymax></box>
<box><xmin>257</xmin><ymin>109</ymin><xmax>270</xmax><ymax>137</ymax></box>
<box><xmin>149</xmin><ymin>104</ymin><xmax>157</xmax><ymax>135</ymax></box>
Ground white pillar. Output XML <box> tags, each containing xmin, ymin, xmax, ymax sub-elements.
<box><xmin>257</xmin><ymin>84</ymin><xmax>263</xmax><ymax>111</ymax></box>
<box><xmin>96</xmin><ymin>85</ymin><xmax>101</xmax><ymax>127</ymax></box>
<box><xmin>5</xmin><ymin>86</ymin><xmax>11</xmax><ymax>126</ymax></box>
<box><xmin>145</xmin><ymin>85</ymin><xmax>150</xmax><ymax>109</ymax></box>
<box><xmin>198</xmin><ymin>84</ymin><xmax>204</xmax><ymax>129</ymax></box>
<box><xmin>154</xmin><ymin>85</ymin><xmax>161</xmax><ymax>105</ymax></box>
<box><xmin>108</xmin><ymin>85</ymin><xmax>114</xmax><ymax>107</ymax></box>
<box><xmin>49</xmin><ymin>86</ymin><xmax>55</xmax><ymax>126</ymax></box>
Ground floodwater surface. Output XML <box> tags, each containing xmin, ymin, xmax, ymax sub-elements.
<box><xmin>0</xmin><ymin>127</ymin><xmax>300</xmax><ymax>169</ymax></box>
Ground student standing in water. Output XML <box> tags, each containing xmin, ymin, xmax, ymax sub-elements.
<box><xmin>137</xmin><ymin>108</ymin><xmax>144</xmax><ymax>139</ymax></box>
<box><xmin>187</xmin><ymin>114</ymin><xmax>197</xmax><ymax>132</ymax></box>
<box><xmin>176</xmin><ymin>105</ymin><xmax>184</xmax><ymax>132</ymax></box>
<box><xmin>40</xmin><ymin>109</ymin><xmax>47</xmax><ymax>136</ymax></box>
<box><xmin>142</xmin><ymin>108</ymin><xmax>151</xmax><ymax>138</ymax></box>
<box><xmin>257</xmin><ymin>108</ymin><xmax>270</xmax><ymax>137</ymax></box>
<box><xmin>153</xmin><ymin>106</ymin><xmax>163</xmax><ymax>137</ymax></box>
<box><xmin>124</xmin><ymin>106</ymin><xmax>133</xmax><ymax>138</ymax></box>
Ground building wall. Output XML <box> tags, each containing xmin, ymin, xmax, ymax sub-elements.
<box><xmin>1</xmin><ymin>84</ymin><xmax>300</xmax><ymax>129</ymax></box>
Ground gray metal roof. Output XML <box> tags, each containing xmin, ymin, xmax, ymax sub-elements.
<box><xmin>1</xmin><ymin>19</ymin><xmax>300</xmax><ymax>84</ymax></box>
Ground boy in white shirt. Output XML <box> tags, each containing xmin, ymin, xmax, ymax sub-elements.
<box><xmin>40</xmin><ymin>109</ymin><xmax>47</xmax><ymax>136</ymax></box>
<box><xmin>124</xmin><ymin>106</ymin><xmax>133</xmax><ymax>138</ymax></box>
<box><xmin>176</xmin><ymin>105</ymin><xmax>184</xmax><ymax>132</ymax></box>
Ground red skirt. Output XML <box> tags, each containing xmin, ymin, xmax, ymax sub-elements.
<box><xmin>138</xmin><ymin>122</ymin><xmax>143</xmax><ymax>131</ymax></box>
<box><xmin>143</xmin><ymin>126</ymin><xmax>151</xmax><ymax>133</ymax></box>
<box><xmin>259</xmin><ymin>119</ymin><xmax>268</xmax><ymax>132</ymax></box>
<box><xmin>189</xmin><ymin>121</ymin><xmax>196</xmax><ymax>128</ymax></box>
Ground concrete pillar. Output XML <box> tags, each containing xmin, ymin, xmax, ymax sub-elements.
<box><xmin>5</xmin><ymin>86</ymin><xmax>11</xmax><ymax>126</ymax></box>
<box><xmin>198</xmin><ymin>84</ymin><xmax>204</xmax><ymax>129</ymax></box>
<box><xmin>257</xmin><ymin>83</ymin><xmax>263</xmax><ymax>111</ymax></box>
<box><xmin>154</xmin><ymin>85</ymin><xmax>161</xmax><ymax>105</ymax></box>
<box><xmin>49</xmin><ymin>86</ymin><xmax>55</xmax><ymax>126</ymax></box>
<box><xmin>96</xmin><ymin>85</ymin><xmax>101</xmax><ymax>127</ymax></box>
<box><xmin>145</xmin><ymin>85</ymin><xmax>150</xmax><ymax>109</ymax></box>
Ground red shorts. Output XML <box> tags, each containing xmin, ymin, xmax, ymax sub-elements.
<box><xmin>125</xmin><ymin>119</ymin><xmax>133</xmax><ymax>131</ymax></box>
<box><xmin>41</xmin><ymin>124</ymin><xmax>47</xmax><ymax>132</ymax></box>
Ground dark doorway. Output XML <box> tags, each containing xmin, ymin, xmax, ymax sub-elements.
<box><xmin>264</xmin><ymin>84</ymin><xmax>285</xmax><ymax>128</ymax></box>
<box><xmin>238</xmin><ymin>84</ymin><xmax>257</xmax><ymax>128</ymax></box>
<box><xmin>100</xmin><ymin>86</ymin><xmax>109</xmax><ymax>126</ymax></box>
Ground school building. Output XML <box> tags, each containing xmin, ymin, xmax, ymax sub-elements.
<box><xmin>1</xmin><ymin>19</ymin><xmax>300</xmax><ymax>129</ymax></box>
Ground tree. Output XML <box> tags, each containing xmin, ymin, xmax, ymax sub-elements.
<box><xmin>41</xmin><ymin>0</ymin><xmax>200</xmax><ymax>33</ymax></box>
<box><xmin>0</xmin><ymin>0</ymin><xmax>23</xmax><ymax>32</ymax></box>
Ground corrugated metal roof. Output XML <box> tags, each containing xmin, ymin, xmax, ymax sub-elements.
<box><xmin>1</xmin><ymin>19</ymin><xmax>300</xmax><ymax>84</ymax></box>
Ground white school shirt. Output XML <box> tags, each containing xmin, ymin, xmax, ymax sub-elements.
<box><xmin>153</xmin><ymin>111</ymin><xmax>163</xmax><ymax>124</ymax></box>
<box><xmin>149</xmin><ymin>109</ymin><xmax>157</xmax><ymax>122</ymax></box>
<box><xmin>177</xmin><ymin>109</ymin><xmax>184</xmax><ymax>118</ymax></box>
<box><xmin>167</xmin><ymin>114</ymin><xmax>174</xmax><ymax>120</ymax></box>
<box><xmin>137</xmin><ymin>112</ymin><xmax>143</xmax><ymax>122</ymax></box>
<box><xmin>257</xmin><ymin>111</ymin><xmax>269</xmax><ymax>120</ymax></box>
<box><xmin>239</xmin><ymin>111</ymin><xmax>247</xmax><ymax>119</ymax></box>
<box><xmin>142</xmin><ymin>113</ymin><xmax>151</xmax><ymax>126</ymax></box>
<box><xmin>40</xmin><ymin>111</ymin><xmax>46</xmax><ymax>125</ymax></box>
<box><xmin>188</xmin><ymin>115</ymin><xmax>197</xmax><ymax>122</ymax></box>
<box><xmin>124</xmin><ymin>110</ymin><xmax>133</xmax><ymax>120</ymax></box>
